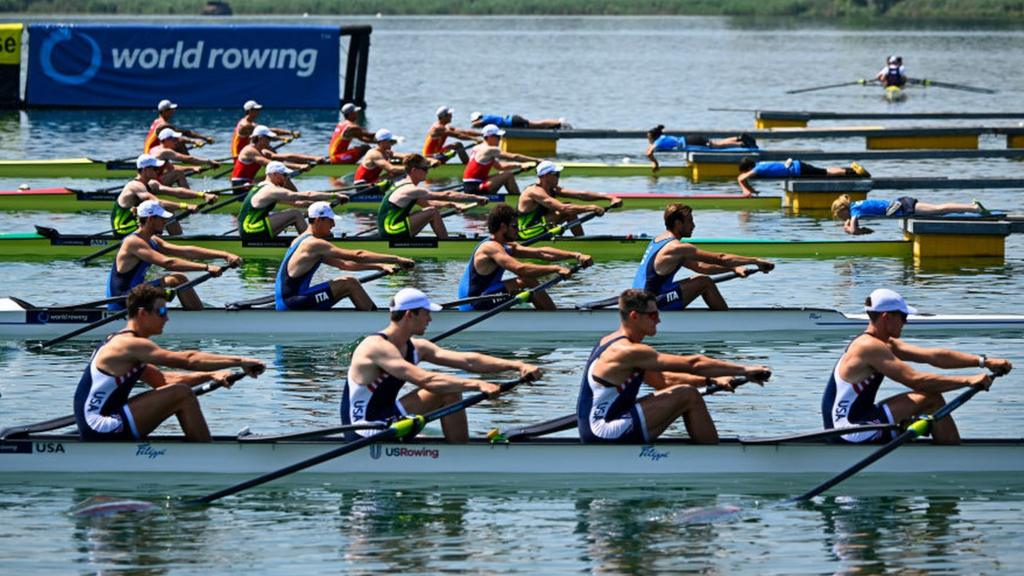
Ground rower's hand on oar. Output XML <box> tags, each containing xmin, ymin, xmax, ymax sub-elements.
<box><xmin>609</xmin><ymin>197</ymin><xmax>624</xmax><ymax>210</ymax></box>
<box><xmin>476</xmin><ymin>380</ymin><xmax>504</xmax><ymax>399</ymax></box>
<box><xmin>982</xmin><ymin>357</ymin><xmax>1012</xmax><ymax>376</ymax></box>
<box><xmin>518</xmin><ymin>363</ymin><xmax>544</xmax><ymax>382</ymax></box>
<box><xmin>240</xmin><ymin>359</ymin><xmax>266</xmax><ymax>378</ymax></box>
<box><xmin>211</xmin><ymin>370</ymin><xmax>239</xmax><ymax>388</ymax></box>
<box><xmin>573</xmin><ymin>252</ymin><xmax>594</xmax><ymax>268</ymax></box>
<box><xmin>202</xmin><ymin>193</ymin><xmax>218</xmax><ymax>204</ymax></box>
<box><xmin>224</xmin><ymin>254</ymin><xmax>243</xmax><ymax>266</ymax></box>
<box><xmin>755</xmin><ymin>260</ymin><xmax>775</xmax><ymax>273</ymax></box>
<box><xmin>396</xmin><ymin>257</ymin><xmax>416</xmax><ymax>270</ymax></box>
<box><xmin>456</xmin><ymin>201</ymin><xmax>479</xmax><ymax>213</ymax></box>
<box><xmin>970</xmin><ymin>372</ymin><xmax>995</xmax><ymax>391</ymax></box>
<box><xmin>207</xmin><ymin>264</ymin><xmax>226</xmax><ymax>277</ymax></box>
<box><xmin>333</xmin><ymin>193</ymin><xmax>350</xmax><ymax>206</ymax></box>
<box><xmin>710</xmin><ymin>375</ymin><xmax>740</xmax><ymax>392</ymax></box>
<box><xmin>743</xmin><ymin>366</ymin><xmax>772</xmax><ymax>384</ymax></box>
<box><xmin>475</xmin><ymin>195</ymin><xmax>490</xmax><ymax>207</ymax></box>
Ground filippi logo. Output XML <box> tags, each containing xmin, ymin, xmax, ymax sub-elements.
<box><xmin>639</xmin><ymin>445</ymin><xmax>668</xmax><ymax>462</ymax></box>
<box><xmin>40</xmin><ymin>27</ymin><xmax>101</xmax><ymax>85</ymax></box>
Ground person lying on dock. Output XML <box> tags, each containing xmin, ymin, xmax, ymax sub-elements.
<box><xmin>231</xmin><ymin>125</ymin><xmax>323</xmax><ymax>191</ymax></box>
<box><xmin>737</xmin><ymin>157</ymin><xmax>870</xmax><ymax>196</ymax></box>
<box><xmin>238</xmin><ymin>162</ymin><xmax>350</xmax><ymax>240</ymax></box>
<box><xmin>470</xmin><ymin>111</ymin><xmax>571</xmax><ymax>130</ymax></box>
<box><xmin>275</xmin><ymin>202</ymin><xmax>415</xmax><ymax>311</ymax></box>
<box><xmin>517</xmin><ymin>161</ymin><xmax>622</xmax><ymax>240</ymax></box>
<box><xmin>149</xmin><ymin>128</ymin><xmax>222</xmax><ymax>188</ymax></box>
<box><xmin>633</xmin><ymin>204</ymin><xmax>773</xmax><ymax>310</ymax></box>
<box><xmin>577</xmin><ymin>288</ymin><xmax>771</xmax><ymax>445</ymax></box>
<box><xmin>462</xmin><ymin>124</ymin><xmax>542</xmax><ymax>195</ymax></box>
<box><xmin>144</xmin><ymin>99</ymin><xmax>215</xmax><ymax>154</ymax></box>
<box><xmin>823</xmin><ymin>288</ymin><xmax>1010</xmax><ymax>445</ymax></box>
<box><xmin>230</xmin><ymin>100</ymin><xmax>298</xmax><ymax>158</ymax></box>
<box><xmin>76</xmin><ymin>284</ymin><xmax>265</xmax><ymax>443</ymax></box>
<box><xmin>831</xmin><ymin>194</ymin><xmax>990</xmax><ymax>235</ymax></box>
<box><xmin>342</xmin><ymin>287</ymin><xmax>542</xmax><ymax>443</ymax></box>
<box><xmin>377</xmin><ymin>154</ymin><xmax>488</xmax><ymax>241</ymax></box>
<box><xmin>328</xmin><ymin>103</ymin><xmax>375</xmax><ymax>164</ymax></box>
<box><xmin>456</xmin><ymin>204</ymin><xmax>592</xmax><ymax>311</ymax></box>
<box><xmin>423</xmin><ymin>106</ymin><xmax>480</xmax><ymax>164</ymax></box>
<box><xmin>109</xmin><ymin>201</ymin><xmax>241</xmax><ymax>311</ymax></box>
<box><xmin>645</xmin><ymin>125</ymin><xmax>758</xmax><ymax>172</ymax></box>
<box><xmin>112</xmin><ymin>154</ymin><xmax>217</xmax><ymax>238</ymax></box>
<box><xmin>876</xmin><ymin>55</ymin><xmax>907</xmax><ymax>88</ymax></box>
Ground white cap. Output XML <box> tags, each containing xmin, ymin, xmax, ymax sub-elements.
<box><xmin>137</xmin><ymin>200</ymin><xmax>173</xmax><ymax>219</ymax></box>
<box><xmin>266</xmin><ymin>161</ymin><xmax>294</xmax><ymax>176</ymax></box>
<box><xmin>374</xmin><ymin>128</ymin><xmax>396</xmax><ymax>143</ymax></box>
<box><xmin>136</xmin><ymin>153</ymin><xmax>165</xmax><ymax>170</ymax></box>
<box><xmin>158</xmin><ymin>128</ymin><xmax>182</xmax><ymax>141</ymax></box>
<box><xmin>157</xmin><ymin>99</ymin><xmax>178</xmax><ymax>111</ymax></box>
<box><xmin>307</xmin><ymin>201</ymin><xmax>336</xmax><ymax>220</ymax></box>
<box><xmin>481</xmin><ymin>124</ymin><xmax>505</xmax><ymax>138</ymax></box>
<box><xmin>243</xmin><ymin>99</ymin><xmax>263</xmax><ymax>111</ymax></box>
<box><xmin>470</xmin><ymin>111</ymin><xmax>483</xmax><ymax>121</ymax></box>
<box><xmin>251</xmin><ymin>125</ymin><xmax>274</xmax><ymax>139</ymax></box>
<box><xmin>865</xmin><ymin>288</ymin><xmax>918</xmax><ymax>315</ymax></box>
<box><xmin>536</xmin><ymin>160</ymin><xmax>562</xmax><ymax>177</ymax></box>
<box><xmin>389</xmin><ymin>287</ymin><xmax>442</xmax><ymax>312</ymax></box>
<box><xmin>341</xmin><ymin>103</ymin><xmax>362</xmax><ymax>116</ymax></box>
<box><xmin>436</xmin><ymin>105</ymin><xmax>454</xmax><ymax>118</ymax></box>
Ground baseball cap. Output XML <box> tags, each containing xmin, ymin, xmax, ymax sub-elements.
<box><xmin>536</xmin><ymin>160</ymin><xmax>563</xmax><ymax>177</ymax></box>
<box><xmin>481</xmin><ymin>124</ymin><xmax>505</xmax><ymax>138</ymax></box>
<box><xmin>266</xmin><ymin>161</ymin><xmax>294</xmax><ymax>176</ymax></box>
<box><xmin>136</xmin><ymin>153</ymin><xmax>166</xmax><ymax>170</ymax></box>
<box><xmin>157</xmin><ymin>99</ymin><xmax>178</xmax><ymax>111</ymax></box>
<box><xmin>470</xmin><ymin>111</ymin><xmax>483</xmax><ymax>122</ymax></box>
<box><xmin>307</xmin><ymin>201</ymin><xmax>336</xmax><ymax>220</ymax></box>
<box><xmin>137</xmin><ymin>200</ymin><xmax>173</xmax><ymax>219</ymax></box>
<box><xmin>158</xmin><ymin>128</ymin><xmax>182</xmax><ymax>141</ymax></box>
<box><xmin>389</xmin><ymin>287</ymin><xmax>442</xmax><ymax>312</ymax></box>
<box><xmin>864</xmin><ymin>288</ymin><xmax>918</xmax><ymax>315</ymax></box>
<box><xmin>436</xmin><ymin>106</ymin><xmax>454</xmax><ymax>118</ymax></box>
<box><xmin>374</xmin><ymin>128</ymin><xmax>396</xmax><ymax>143</ymax></box>
<box><xmin>251</xmin><ymin>125</ymin><xmax>274</xmax><ymax>139</ymax></box>
<box><xmin>243</xmin><ymin>100</ymin><xmax>263</xmax><ymax>111</ymax></box>
<box><xmin>341</xmin><ymin>103</ymin><xmax>362</xmax><ymax>115</ymax></box>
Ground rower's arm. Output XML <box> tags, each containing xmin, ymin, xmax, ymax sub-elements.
<box><xmin>892</xmin><ymin>339</ymin><xmax>1013</xmax><ymax>373</ymax></box>
<box><xmin>500</xmin><ymin>152</ymin><xmax>540</xmax><ymax>164</ymax></box>
<box><xmin>449</xmin><ymin>127</ymin><xmax>482</xmax><ymax>141</ymax></box>
<box><xmin>156</xmin><ymin>239</ymin><xmax>240</xmax><ymax>265</ymax></box>
<box><xmin>415</xmin><ymin>339</ymin><xmax>541</xmax><ymax>378</ymax></box>
<box><xmin>374</xmin><ymin>348</ymin><xmax>495</xmax><ymax>395</ymax></box>
<box><xmin>488</xmin><ymin>245</ymin><xmax>564</xmax><ymax>277</ymax></box>
<box><xmin>151</xmin><ymin>183</ymin><xmax>208</xmax><ymax>201</ymax></box>
<box><xmin>128</xmin><ymin>238</ymin><xmax>209</xmax><ymax>273</ymax></box>
<box><xmin>530</xmin><ymin>191</ymin><xmax>601</xmax><ymax>217</ymax></box>
<box><xmin>180</xmin><ymin>128</ymin><xmax>214</xmax><ymax>143</ymax></box>
<box><xmin>323</xmin><ymin>244</ymin><xmax>414</xmax><ymax>268</ymax></box>
<box><xmin>507</xmin><ymin>244</ymin><xmax>590</xmax><ymax>266</ymax></box>
<box><xmin>868</xmin><ymin>344</ymin><xmax>986</xmax><ymax>393</ymax></box>
<box><xmin>555</xmin><ymin>187</ymin><xmax>620</xmax><ymax>205</ymax></box>
<box><xmin>272</xmin><ymin>151</ymin><xmax>324</xmax><ymax>165</ymax></box>
<box><xmin>128</xmin><ymin>339</ymin><xmax>264</xmax><ymax>373</ymax></box>
<box><xmin>627</xmin><ymin>344</ymin><xmax>767</xmax><ymax>381</ymax></box>
<box><xmin>737</xmin><ymin>170</ymin><xmax>758</xmax><ymax>195</ymax></box>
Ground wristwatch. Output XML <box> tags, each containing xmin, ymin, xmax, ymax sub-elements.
<box><xmin>978</xmin><ymin>354</ymin><xmax>987</xmax><ymax>368</ymax></box>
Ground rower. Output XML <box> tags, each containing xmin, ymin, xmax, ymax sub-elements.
<box><xmin>632</xmin><ymin>204</ymin><xmax>774</xmax><ymax>310</ymax></box>
<box><xmin>274</xmin><ymin>201</ymin><xmax>415</xmax><ymax>311</ymax></box>
<box><xmin>876</xmin><ymin>55</ymin><xmax>907</xmax><ymax>88</ymax></box>
<box><xmin>377</xmin><ymin>154</ymin><xmax>488</xmax><ymax>240</ymax></box>
<box><xmin>517</xmin><ymin>160</ymin><xmax>622</xmax><ymax>240</ymax></box>
<box><xmin>456</xmin><ymin>204</ymin><xmax>592</xmax><ymax>311</ymax></box>
<box><xmin>150</xmin><ymin>128</ymin><xmax>222</xmax><ymax>188</ymax></box>
<box><xmin>341</xmin><ymin>287</ymin><xmax>542</xmax><ymax>443</ymax></box>
<box><xmin>108</xmin><ymin>200</ymin><xmax>241</xmax><ymax>311</ymax></box>
<box><xmin>353</xmin><ymin>129</ymin><xmax>413</xmax><ymax>186</ymax></box>
<box><xmin>737</xmin><ymin>157</ymin><xmax>870</xmax><ymax>196</ymax></box>
<box><xmin>823</xmin><ymin>288</ymin><xmax>1011</xmax><ymax>445</ymax></box>
<box><xmin>328</xmin><ymin>103</ymin><xmax>374</xmax><ymax>164</ymax></box>
<box><xmin>469</xmin><ymin>111</ymin><xmax>571</xmax><ymax>130</ymax></box>
<box><xmin>230</xmin><ymin>100</ymin><xmax>298</xmax><ymax>158</ymax></box>
<box><xmin>577</xmin><ymin>288</ymin><xmax>771</xmax><ymax>444</ymax></box>
<box><xmin>112</xmin><ymin>154</ymin><xmax>217</xmax><ymax>238</ymax></box>
<box><xmin>831</xmin><ymin>194</ymin><xmax>989</xmax><ymax>235</ymax></box>
<box><xmin>645</xmin><ymin>125</ymin><xmax>757</xmax><ymax>172</ymax></box>
<box><xmin>462</xmin><ymin>124</ymin><xmax>541</xmax><ymax>195</ymax></box>
<box><xmin>143</xmin><ymin>99</ymin><xmax>215</xmax><ymax>154</ymax></box>
<box><xmin>238</xmin><ymin>161</ymin><xmax>349</xmax><ymax>240</ymax></box>
<box><xmin>423</xmin><ymin>106</ymin><xmax>479</xmax><ymax>164</ymax></box>
<box><xmin>231</xmin><ymin>125</ymin><xmax>323</xmax><ymax>191</ymax></box>
<box><xmin>75</xmin><ymin>283</ymin><xmax>265</xmax><ymax>442</ymax></box>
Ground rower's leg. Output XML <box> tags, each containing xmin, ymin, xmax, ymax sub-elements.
<box><xmin>638</xmin><ymin>386</ymin><xmax>719</xmax><ymax>444</ymax></box>
<box><xmin>330</xmin><ymin>276</ymin><xmax>377</xmax><ymax>311</ymax></box>
<box><xmin>162</xmin><ymin>169</ymin><xmax>190</xmax><ymax>188</ymax></box>
<box><xmin>452</xmin><ymin>142</ymin><xmax>469</xmax><ymax>164</ymax></box>
<box><xmin>163</xmin><ymin>273</ymin><xmax>204</xmax><ymax>310</ymax></box>
<box><xmin>126</xmin><ymin>383</ymin><xmax>212</xmax><ymax>442</ymax></box>
<box><xmin>676</xmin><ymin>276</ymin><xmax>728</xmax><ymax>310</ymax></box>
<box><xmin>269</xmin><ymin>210</ymin><xmax>307</xmax><ymax>235</ymax></box>
<box><xmin>556</xmin><ymin>211</ymin><xmax>586</xmax><ymax>236</ymax></box>
<box><xmin>401</xmin><ymin>388</ymin><xmax>468</xmax><ymax>443</ymax></box>
<box><xmin>410</xmin><ymin>207</ymin><xmax>447</xmax><ymax>239</ymax></box>
<box><xmin>490</xmin><ymin>172</ymin><xmax>520</xmax><ymax>195</ymax></box>
<box><xmin>165</xmin><ymin>220</ymin><xmax>184</xmax><ymax>236</ymax></box>
<box><xmin>883</xmin><ymin>392</ymin><xmax>960</xmax><ymax>444</ymax></box>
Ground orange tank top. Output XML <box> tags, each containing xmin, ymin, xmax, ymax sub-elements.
<box><xmin>143</xmin><ymin>118</ymin><xmax>165</xmax><ymax>153</ymax></box>
<box><xmin>329</xmin><ymin>120</ymin><xmax>354</xmax><ymax>157</ymax></box>
<box><xmin>423</xmin><ymin>127</ymin><xmax>447</xmax><ymax>156</ymax></box>
<box><xmin>231</xmin><ymin>118</ymin><xmax>250</xmax><ymax>158</ymax></box>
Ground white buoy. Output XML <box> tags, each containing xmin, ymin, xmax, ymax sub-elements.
<box><xmin>622</xmin><ymin>157</ymin><xmax>631</xmax><ymax>164</ymax></box>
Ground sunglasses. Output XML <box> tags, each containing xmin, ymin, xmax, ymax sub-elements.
<box><xmin>645</xmin><ymin>310</ymin><xmax>660</xmax><ymax>321</ymax></box>
<box><xmin>150</xmin><ymin>305</ymin><xmax>168</xmax><ymax>318</ymax></box>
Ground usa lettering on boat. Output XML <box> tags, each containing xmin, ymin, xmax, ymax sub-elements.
<box><xmin>35</xmin><ymin>442</ymin><xmax>65</xmax><ymax>454</ymax></box>
<box><xmin>384</xmin><ymin>447</ymin><xmax>440</xmax><ymax>459</ymax></box>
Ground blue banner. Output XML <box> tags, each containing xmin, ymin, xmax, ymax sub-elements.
<box><xmin>26</xmin><ymin>24</ymin><xmax>339</xmax><ymax>108</ymax></box>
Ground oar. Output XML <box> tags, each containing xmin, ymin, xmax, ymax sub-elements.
<box><xmin>909</xmin><ymin>78</ymin><xmax>995</xmax><ymax>94</ymax></box>
<box><xmin>190</xmin><ymin>376</ymin><xmax>530</xmax><ymax>504</ymax></box>
<box><xmin>740</xmin><ymin>423</ymin><xmax>900</xmax><ymax>445</ymax></box>
<box><xmin>76</xmin><ymin>198</ymin><xmax>218</xmax><ymax>265</ymax></box>
<box><xmin>438</xmin><ymin>293</ymin><xmax>514</xmax><ymax>310</ymax></box>
<box><xmin>577</xmin><ymin>267</ymin><xmax>762</xmax><ymax>311</ymax></box>
<box><xmin>786</xmin><ymin>79</ymin><xmax>876</xmax><ymax>95</ymax></box>
<box><xmin>28</xmin><ymin>262</ymin><xmax>238</xmax><ymax>351</ymax></box>
<box><xmin>793</xmin><ymin>373</ymin><xmax>1004</xmax><ymax>502</ymax></box>
<box><xmin>224</xmin><ymin>268</ymin><xmax>397</xmax><ymax>310</ymax></box>
<box><xmin>0</xmin><ymin>372</ymin><xmax>246</xmax><ymax>440</ymax></box>
<box><xmin>237</xmin><ymin>423</ymin><xmax>388</xmax><ymax>443</ymax></box>
<box><xmin>518</xmin><ymin>202</ymin><xmax>620</xmax><ymax>247</ymax></box>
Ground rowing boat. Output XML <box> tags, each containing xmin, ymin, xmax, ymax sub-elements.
<box><xmin>0</xmin><ymin>158</ymin><xmax>690</xmax><ymax>180</ymax></box>
<box><xmin>884</xmin><ymin>85</ymin><xmax>908</xmax><ymax>103</ymax></box>
<box><xmin>5</xmin><ymin>299</ymin><xmax>1020</xmax><ymax>340</ymax></box>
<box><xmin>2</xmin><ymin>228</ymin><xmax>914</xmax><ymax>262</ymax></box>
<box><xmin>0</xmin><ymin>188</ymin><xmax>781</xmax><ymax>213</ymax></box>
<box><xmin>0</xmin><ymin>435</ymin><xmax>1020</xmax><ymax>479</ymax></box>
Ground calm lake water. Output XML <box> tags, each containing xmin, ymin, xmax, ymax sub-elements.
<box><xmin>1</xmin><ymin>14</ymin><xmax>1023</xmax><ymax>575</ymax></box>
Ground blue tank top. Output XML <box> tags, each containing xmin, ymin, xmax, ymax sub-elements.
<box><xmin>752</xmin><ymin>161</ymin><xmax>800</xmax><ymax>178</ymax></box>
<box><xmin>107</xmin><ymin>234</ymin><xmax>160</xmax><ymax>311</ymax></box>
<box><xmin>456</xmin><ymin>239</ymin><xmax>510</xmax><ymax>310</ymax></box>
<box><xmin>576</xmin><ymin>335</ymin><xmax>646</xmax><ymax>437</ymax></box>
<box><xmin>274</xmin><ymin>234</ymin><xmax>321</xmax><ymax>311</ymax></box>
<box><xmin>74</xmin><ymin>330</ymin><xmax>147</xmax><ymax>437</ymax></box>
<box><xmin>653</xmin><ymin>135</ymin><xmax>682</xmax><ymax>152</ymax></box>
<box><xmin>849</xmin><ymin>198</ymin><xmax>890</xmax><ymax>219</ymax></box>
<box><xmin>631</xmin><ymin>236</ymin><xmax>676</xmax><ymax>294</ymax></box>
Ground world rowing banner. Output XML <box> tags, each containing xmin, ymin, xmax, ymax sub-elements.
<box><xmin>25</xmin><ymin>24</ymin><xmax>340</xmax><ymax>108</ymax></box>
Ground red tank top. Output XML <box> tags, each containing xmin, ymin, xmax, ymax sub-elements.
<box><xmin>143</xmin><ymin>118</ymin><xmax>165</xmax><ymax>153</ymax></box>
<box><xmin>329</xmin><ymin>120</ymin><xmax>354</xmax><ymax>157</ymax></box>
<box><xmin>231</xmin><ymin>153</ymin><xmax>261</xmax><ymax>182</ymax></box>
<box><xmin>231</xmin><ymin>118</ymin><xmax>250</xmax><ymax>158</ymax></box>
<box><xmin>462</xmin><ymin>149</ymin><xmax>494</xmax><ymax>182</ymax></box>
<box><xmin>353</xmin><ymin>159</ymin><xmax>383</xmax><ymax>183</ymax></box>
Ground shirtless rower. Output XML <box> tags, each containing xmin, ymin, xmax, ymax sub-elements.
<box><xmin>231</xmin><ymin>125</ymin><xmax>323</xmax><ymax>191</ymax></box>
<box><xmin>112</xmin><ymin>154</ymin><xmax>217</xmax><ymax>238</ymax></box>
<box><xmin>577</xmin><ymin>288</ymin><xmax>771</xmax><ymax>444</ymax></box>
<box><xmin>823</xmin><ymin>288</ymin><xmax>1011</xmax><ymax>445</ymax></box>
<box><xmin>423</xmin><ymin>106</ymin><xmax>480</xmax><ymax>164</ymax></box>
<box><xmin>274</xmin><ymin>201</ymin><xmax>415</xmax><ymax>311</ymax></box>
<box><xmin>456</xmin><ymin>204</ymin><xmax>592</xmax><ymax>311</ymax></box>
<box><xmin>341</xmin><ymin>287</ymin><xmax>542</xmax><ymax>443</ymax></box>
<box><xmin>328</xmin><ymin>103</ymin><xmax>374</xmax><ymax>164</ymax></box>
<box><xmin>737</xmin><ymin>157</ymin><xmax>869</xmax><ymax>197</ymax></box>
<box><xmin>237</xmin><ymin>161</ymin><xmax>349</xmax><ymax>240</ymax></box>
<box><xmin>230</xmin><ymin>100</ymin><xmax>298</xmax><ymax>158</ymax></box>
<box><xmin>143</xmin><ymin>99</ymin><xmax>214</xmax><ymax>154</ymax></box>
<box><xmin>462</xmin><ymin>124</ymin><xmax>541</xmax><ymax>195</ymax></box>
<box><xmin>353</xmin><ymin>129</ymin><xmax>417</xmax><ymax>186</ymax></box>
<box><xmin>75</xmin><ymin>283</ymin><xmax>265</xmax><ymax>442</ymax></box>
<box><xmin>377</xmin><ymin>154</ymin><xmax>488</xmax><ymax>240</ymax></box>
<box><xmin>150</xmin><ymin>128</ymin><xmax>222</xmax><ymax>188</ymax></box>
<box><xmin>517</xmin><ymin>160</ymin><xmax>622</xmax><ymax>240</ymax></box>
<box><xmin>108</xmin><ymin>200</ymin><xmax>241</xmax><ymax>311</ymax></box>
<box><xmin>632</xmin><ymin>204</ymin><xmax>773</xmax><ymax>310</ymax></box>
<box><xmin>469</xmin><ymin>111</ymin><xmax>570</xmax><ymax>130</ymax></box>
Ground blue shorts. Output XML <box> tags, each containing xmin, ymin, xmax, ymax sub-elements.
<box><xmin>890</xmin><ymin>196</ymin><xmax>918</xmax><ymax>217</ymax></box>
<box><xmin>656</xmin><ymin>283</ymin><xmax>687</xmax><ymax>311</ymax></box>
<box><xmin>108</xmin><ymin>278</ymin><xmax>163</xmax><ymax>311</ymax></box>
<box><xmin>462</xmin><ymin>284</ymin><xmax>510</xmax><ymax>311</ymax></box>
<box><xmin>280</xmin><ymin>281</ymin><xmax>340</xmax><ymax>311</ymax></box>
